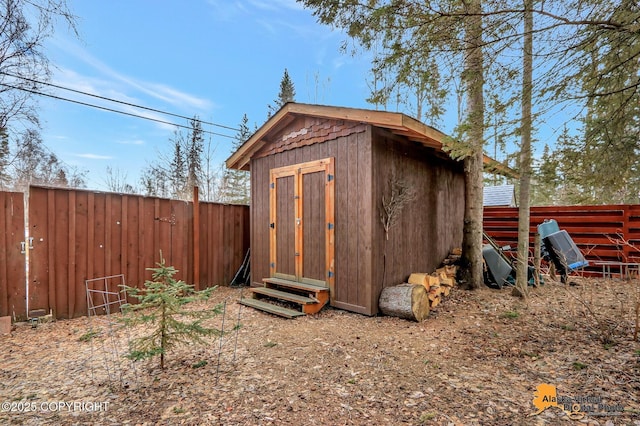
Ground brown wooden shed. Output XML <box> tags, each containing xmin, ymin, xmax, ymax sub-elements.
<box><xmin>227</xmin><ymin>103</ymin><xmax>470</xmax><ymax>316</ymax></box>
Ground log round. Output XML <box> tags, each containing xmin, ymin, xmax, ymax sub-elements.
<box><xmin>379</xmin><ymin>283</ymin><xmax>430</xmax><ymax>321</ymax></box>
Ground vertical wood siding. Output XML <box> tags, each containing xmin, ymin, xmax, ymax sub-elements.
<box><xmin>370</xmin><ymin>127</ymin><xmax>466</xmax><ymax>314</ymax></box>
<box><xmin>250</xmin><ymin>122</ymin><xmax>467</xmax><ymax>316</ymax></box>
<box><xmin>250</xmin><ymin>125</ymin><xmax>374</xmax><ymax>314</ymax></box>
<box><xmin>22</xmin><ymin>186</ymin><xmax>249</xmax><ymax>319</ymax></box>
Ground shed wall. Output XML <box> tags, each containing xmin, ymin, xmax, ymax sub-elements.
<box><xmin>370</xmin><ymin>127</ymin><xmax>466</xmax><ymax>314</ymax></box>
<box><xmin>250</xmin><ymin>119</ymin><xmax>373</xmax><ymax>313</ymax></box>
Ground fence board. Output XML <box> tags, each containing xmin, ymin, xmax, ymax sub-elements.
<box><xmin>484</xmin><ymin>204</ymin><xmax>640</xmax><ymax>275</ymax></box>
<box><xmin>23</xmin><ymin>186</ymin><xmax>249</xmax><ymax>319</ymax></box>
<box><xmin>0</xmin><ymin>191</ymin><xmax>26</xmax><ymax>320</ymax></box>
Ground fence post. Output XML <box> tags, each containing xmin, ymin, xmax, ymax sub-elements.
<box><xmin>193</xmin><ymin>186</ymin><xmax>200</xmax><ymax>290</ymax></box>
<box><xmin>623</xmin><ymin>205</ymin><xmax>631</xmax><ymax>262</ymax></box>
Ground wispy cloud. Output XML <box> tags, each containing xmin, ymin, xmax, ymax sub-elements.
<box><xmin>51</xmin><ymin>66</ymin><xmax>197</xmax><ymax>132</ymax></box>
<box><xmin>248</xmin><ymin>0</ymin><xmax>304</xmax><ymax>11</ymax></box>
<box><xmin>50</xmin><ymin>39</ymin><xmax>214</xmax><ymax>113</ymax></box>
<box><xmin>74</xmin><ymin>153</ymin><xmax>114</xmax><ymax>160</ymax></box>
<box><xmin>117</xmin><ymin>139</ymin><xmax>145</xmax><ymax>146</ymax></box>
<box><xmin>208</xmin><ymin>0</ymin><xmax>315</xmax><ymax>39</ymax></box>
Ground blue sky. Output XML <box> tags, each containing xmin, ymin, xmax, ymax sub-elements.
<box><xmin>40</xmin><ymin>0</ymin><xmax>375</xmax><ymax>190</ymax></box>
<box><xmin>36</xmin><ymin>0</ymin><xmax>579</xmax><ymax>191</ymax></box>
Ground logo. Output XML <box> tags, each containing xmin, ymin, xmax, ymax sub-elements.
<box><xmin>530</xmin><ymin>384</ymin><xmax>624</xmax><ymax>419</ymax></box>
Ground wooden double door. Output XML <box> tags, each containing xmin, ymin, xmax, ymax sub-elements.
<box><xmin>269</xmin><ymin>158</ymin><xmax>335</xmax><ymax>290</ymax></box>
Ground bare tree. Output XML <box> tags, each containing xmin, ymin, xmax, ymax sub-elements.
<box><xmin>10</xmin><ymin>128</ymin><xmax>85</xmax><ymax>190</ymax></box>
<box><xmin>104</xmin><ymin>166</ymin><xmax>135</xmax><ymax>193</ymax></box>
<box><xmin>0</xmin><ymin>0</ymin><xmax>77</xmax><ymax>130</ymax></box>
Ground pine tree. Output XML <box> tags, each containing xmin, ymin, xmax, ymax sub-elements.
<box><xmin>268</xmin><ymin>68</ymin><xmax>296</xmax><ymax>117</ymax></box>
<box><xmin>140</xmin><ymin>116</ymin><xmax>205</xmax><ymax>200</ymax></box>
<box><xmin>186</xmin><ymin>117</ymin><xmax>204</xmax><ymax>192</ymax></box>
<box><xmin>221</xmin><ymin>114</ymin><xmax>252</xmax><ymax>204</ymax></box>
<box><xmin>531</xmin><ymin>144</ymin><xmax>560</xmax><ymax>206</ymax></box>
<box><xmin>121</xmin><ymin>254</ymin><xmax>222</xmax><ymax>370</ymax></box>
<box><xmin>514</xmin><ymin>0</ymin><xmax>534</xmax><ymax>297</ymax></box>
<box><xmin>554</xmin><ymin>129</ymin><xmax>593</xmax><ymax>205</ymax></box>
<box><xmin>169</xmin><ymin>133</ymin><xmax>186</xmax><ymax>197</ymax></box>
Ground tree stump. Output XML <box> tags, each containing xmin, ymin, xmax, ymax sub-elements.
<box><xmin>379</xmin><ymin>283</ymin><xmax>430</xmax><ymax>321</ymax></box>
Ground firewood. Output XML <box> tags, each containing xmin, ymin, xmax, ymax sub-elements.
<box><xmin>444</xmin><ymin>265</ymin><xmax>458</xmax><ymax>278</ymax></box>
<box><xmin>427</xmin><ymin>284</ymin><xmax>441</xmax><ymax>301</ymax></box>
<box><xmin>440</xmin><ymin>276</ymin><xmax>454</xmax><ymax>288</ymax></box>
<box><xmin>408</xmin><ymin>273</ymin><xmax>430</xmax><ymax>286</ymax></box>
<box><xmin>451</xmin><ymin>247</ymin><xmax>462</xmax><ymax>256</ymax></box>
<box><xmin>379</xmin><ymin>283</ymin><xmax>430</xmax><ymax>321</ymax></box>
<box><xmin>427</xmin><ymin>274</ymin><xmax>440</xmax><ymax>286</ymax></box>
<box><xmin>429</xmin><ymin>294</ymin><xmax>441</xmax><ymax>308</ymax></box>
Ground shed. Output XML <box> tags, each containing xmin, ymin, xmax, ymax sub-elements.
<box><xmin>227</xmin><ymin>103</ymin><xmax>477</xmax><ymax>316</ymax></box>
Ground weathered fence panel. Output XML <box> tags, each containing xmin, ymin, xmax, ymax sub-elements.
<box><xmin>24</xmin><ymin>186</ymin><xmax>249</xmax><ymax>319</ymax></box>
<box><xmin>0</xmin><ymin>191</ymin><xmax>26</xmax><ymax>320</ymax></box>
<box><xmin>484</xmin><ymin>205</ymin><xmax>640</xmax><ymax>273</ymax></box>
<box><xmin>198</xmin><ymin>203</ymin><xmax>250</xmax><ymax>289</ymax></box>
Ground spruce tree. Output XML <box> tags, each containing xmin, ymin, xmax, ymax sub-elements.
<box><xmin>121</xmin><ymin>254</ymin><xmax>222</xmax><ymax>370</ymax></box>
<box><xmin>140</xmin><ymin>116</ymin><xmax>205</xmax><ymax>200</ymax></box>
<box><xmin>531</xmin><ymin>144</ymin><xmax>560</xmax><ymax>206</ymax></box>
<box><xmin>221</xmin><ymin>114</ymin><xmax>252</xmax><ymax>204</ymax></box>
<box><xmin>268</xmin><ymin>68</ymin><xmax>296</xmax><ymax>117</ymax></box>
<box><xmin>169</xmin><ymin>133</ymin><xmax>186</xmax><ymax>197</ymax></box>
<box><xmin>186</xmin><ymin>117</ymin><xmax>204</xmax><ymax>193</ymax></box>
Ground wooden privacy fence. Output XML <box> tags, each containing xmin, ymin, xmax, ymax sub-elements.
<box><xmin>1</xmin><ymin>185</ymin><xmax>249</xmax><ymax>320</ymax></box>
<box><xmin>484</xmin><ymin>204</ymin><xmax>640</xmax><ymax>273</ymax></box>
<box><xmin>0</xmin><ymin>191</ymin><xmax>26</xmax><ymax>322</ymax></box>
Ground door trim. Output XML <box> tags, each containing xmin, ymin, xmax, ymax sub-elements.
<box><xmin>269</xmin><ymin>158</ymin><xmax>334</xmax><ymax>299</ymax></box>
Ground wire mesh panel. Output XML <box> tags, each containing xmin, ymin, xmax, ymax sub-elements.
<box><xmin>85</xmin><ymin>275</ymin><xmax>137</xmax><ymax>389</ymax></box>
<box><xmin>86</xmin><ymin>274</ymin><xmax>128</xmax><ymax>317</ymax></box>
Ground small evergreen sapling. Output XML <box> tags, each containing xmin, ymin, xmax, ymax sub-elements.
<box><xmin>121</xmin><ymin>254</ymin><xmax>221</xmax><ymax>369</ymax></box>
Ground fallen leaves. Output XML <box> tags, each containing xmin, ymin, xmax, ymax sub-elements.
<box><xmin>0</xmin><ymin>278</ymin><xmax>639</xmax><ymax>425</ymax></box>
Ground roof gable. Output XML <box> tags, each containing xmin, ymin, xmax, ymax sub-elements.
<box><xmin>226</xmin><ymin>103</ymin><xmax>445</xmax><ymax>171</ymax></box>
<box><xmin>226</xmin><ymin>103</ymin><xmax>516</xmax><ymax>178</ymax></box>
<box><xmin>483</xmin><ymin>184</ymin><xmax>516</xmax><ymax>207</ymax></box>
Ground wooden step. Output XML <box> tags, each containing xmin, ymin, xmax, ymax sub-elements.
<box><xmin>262</xmin><ymin>277</ymin><xmax>329</xmax><ymax>294</ymax></box>
<box><xmin>251</xmin><ymin>287</ymin><xmax>317</xmax><ymax>305</ymax></box>
<box><xmin>238</xmin><ymin>297</ymin><xmax>305</xmax><ymax>319</ymax></box>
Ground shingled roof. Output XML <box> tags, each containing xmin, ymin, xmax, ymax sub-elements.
<box><xmin>226</xmin><ymin>103</ymin><xmax>516</xmax><ymax>178</ymax></box>
<box><xmin>483</xmin><ymin>184</ymin><xmax>516</xmax><ymax>207</ymax></box>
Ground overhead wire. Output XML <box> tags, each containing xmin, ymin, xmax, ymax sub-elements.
<box><xmin>0</xmin><ymin>71</ymin><xmax>240</xmax><ymax>132</ymax></box>
<box><xmin>0</xmin><ymin>81</ymin><xmax>237</xmax><ymax>139</ymax></box>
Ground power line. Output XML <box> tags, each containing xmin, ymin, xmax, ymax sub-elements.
<box><xmin>0</xmin><ymin>71</ymin><xmax>240</xmax><ymax>132</ymax></box>
<box><xmin>0</xmin><ymin>81</ymin><xmax>236</xmax><ymax>139</ymax></box>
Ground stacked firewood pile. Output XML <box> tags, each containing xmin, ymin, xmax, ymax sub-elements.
<box><xmin>378</xmin><ymin>249</ymin><xmax>461</xmax><ymax>321</ymax></box>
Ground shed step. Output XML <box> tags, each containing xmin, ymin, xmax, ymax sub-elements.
<box><xmin>251</xmin><ymin>287</ymin><xmax>317</xmax><ymax>305</ymax></box>
<box><xmin>263</xmin><ymin>277</ymin><xmax>329</xmax><ymax>294</ymax></box>
<box><xmin>238</xmin><ymin>297</ymin><xmax>305</xmax><ymax>319</ymax></box>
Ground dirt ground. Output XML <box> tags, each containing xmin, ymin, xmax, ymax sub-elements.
<box><xmin>1</xmin><ymin>277</ymin><xmax>639</xmax><ymax>425</ymax></box>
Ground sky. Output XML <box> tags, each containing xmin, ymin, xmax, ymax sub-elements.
<box><xmin>39</xmin><ymin>0</ymin><xmax>376</xmax><ymax>190</ymax></box>
<box><xmin>34</xmin><ymin>0</ymin><xmax>580</xmax><ymax>192</ymax></box>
